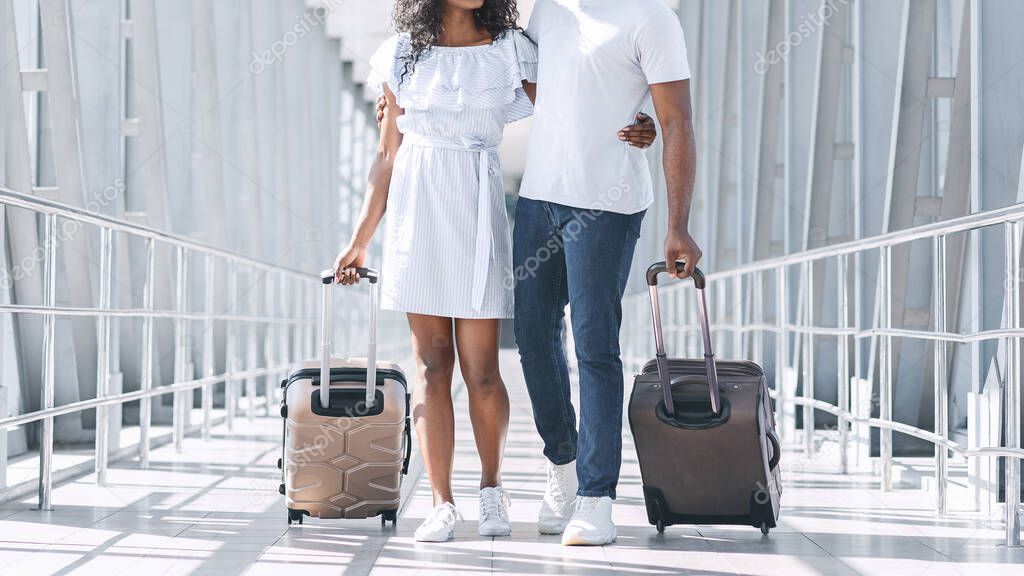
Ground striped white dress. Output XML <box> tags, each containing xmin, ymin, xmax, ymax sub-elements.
<box><xmin>367</xmin><ymin>31</ymin><xmax>537</xmax><ymax>319</ymax></box>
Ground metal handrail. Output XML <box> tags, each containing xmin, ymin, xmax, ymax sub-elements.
<box><xmin>0</xmin><ymin>186</ymin><xmax>312</xmax><ymax>279</ymax></box>
<box><xmin>623</xmin><ymin>201</ymin><xmax>1024</xmax><ymax>545</ymax></box>
<box><xmin>0</xmin><ymin>303</ymin><xmax>315</xmax><ymax>323</ymax></box>
<box><xmin>0</xmin><ymin>188</ymin><xmax>325</xmax><ymax>510</ymax></box>
<box><xmin>653</xmin><ymin>201</ymin><xmax>1024</xmax><ymax>290</ymax></box>
<box><xmin>0</xmin><ymin>365</ymin><xmax>287</xmax><ymax>429</ymax></box>
<box><xmin>663</xmin><ymin>322</ymin><xmax>1024</xmax><ymax>345</ymax></box>
<box><xmin>777</xmin><ymin>395</ymin><xmax>1024</xmax><ymax>460</ymax></box>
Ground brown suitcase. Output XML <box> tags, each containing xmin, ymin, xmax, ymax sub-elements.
<box><xmin>278</xmin><ymin>268</ymin><xmax>411</xmax><ymax>526</ymax></box>
<box><xmin>628</xmin><ymin>262</ymin><xmax>782</xmax><ymax>535</ymax></box>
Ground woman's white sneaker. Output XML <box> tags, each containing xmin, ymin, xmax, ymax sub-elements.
<box><xmin>538</xmin><ymin>460</ymin><xmax>578</xmax><ymax>535</ymax></box>
<box><xmin>561</xmin><ymin>496</ymin><xmax>616</xmax><ymax>546</ymax></box>
<box><xmin>414</xmin><ymin>502</ymin><xmax>459</xmax><ymax>542</ymax></box>
<box><xmin>478</xmin><ymin>486</ymin><xmax>512</xmax><ymax>537</ymax></box>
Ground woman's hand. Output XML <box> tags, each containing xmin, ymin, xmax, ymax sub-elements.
<box><xmin>333</xmin><ymin>242</ymin><xmax>367</xmax><ymax>285</ymax></box>
<box><xmin>618</xmin><ymin>112</ymin><xmax>658</xmax><ymax>149</ymax></box>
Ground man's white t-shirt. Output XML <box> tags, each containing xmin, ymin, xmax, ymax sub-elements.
<box><xmin>521</xmin><ymin>0</ymin><xmax>691</xmax><ymax>215</ymax></box>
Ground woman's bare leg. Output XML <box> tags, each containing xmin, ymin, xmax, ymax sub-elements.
<box><xmin>453</xmin><ymin>318</ymin><xmax>509</xmax><ymax>489</ymax></box>
<box><xmin>408</xmin><ymin>313</ymin><xmax>457</xmax><ymax>505</ymax></box>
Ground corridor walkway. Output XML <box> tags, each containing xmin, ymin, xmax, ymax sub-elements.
<box><xmin>0</xmin><ymin>352</ymin><xmax>1021</xmax><ymax>575</ymax></box>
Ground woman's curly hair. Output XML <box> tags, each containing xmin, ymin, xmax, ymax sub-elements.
<box><xmin>392</xmin><ymin>0</ymin><xmax>520</xmax><ymax>83</ymax></box>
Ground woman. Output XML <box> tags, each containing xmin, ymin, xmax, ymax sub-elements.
<box><xmin>333</xmin><ymin>0</ymin><xmax>655</xmax><ymax>543</ymax></box>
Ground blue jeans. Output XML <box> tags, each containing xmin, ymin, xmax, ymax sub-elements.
<box><xmin>513</xmin><ymin>197</ymin><xmax>645</xmax><ymax>499</ymax></box>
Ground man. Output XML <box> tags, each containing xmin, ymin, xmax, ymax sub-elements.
<box><xmin>514</xmin><ymin>0</ymin><xmax>700</xmax><ymax>546</ymax></box>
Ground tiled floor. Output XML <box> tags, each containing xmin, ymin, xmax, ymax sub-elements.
<box><xmin>1</xmin><ymin>351</ymin><xmax>1021</xmax><ymax>575</ymax></box>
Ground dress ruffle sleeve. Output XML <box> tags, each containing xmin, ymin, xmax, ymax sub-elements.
<box><xmin>511</xmin><ymin>29</ymin><xmax>538</xmax><ymax>84</ymax></box>
<box><xmin>505</xmin><ymin>29</ymin><xmax>538</xmax><ymax>123</ymax></box>
<box><xmin>391</xmin><ymin>31</ymin><xmax>536</xmax><ymax>124</ymax></box>
<box><xmin>366</xmin><ymin>34</ymin><xmax>403</xmax><ymax>95</ymax></box>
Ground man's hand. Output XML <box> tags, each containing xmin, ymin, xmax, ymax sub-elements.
<box><xmin>376</xmin><ymin>93</ymin><xmax>386</xmax><ymax>127</ymax></box>
<box><xmin>664</xmin><ymin>229</ymin><xmax>702</xmax><ymax>279</ymax></box>
<box><xmin>618</xmin><ymin>112</ymin><xmax>657</xmax><ymax>149</ymax></box>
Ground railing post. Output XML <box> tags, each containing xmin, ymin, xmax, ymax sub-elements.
<box><xmin>733</xmin><ymin>275</ymin><xmax>743</xmax><ymax>358</ymax></box>
<box><xmin>309</xmin><ymin>283</ymin><xmax>317</xmax><ymax>360</ymax></box>
<box><xmin>776</xmin><ymin>265</ymin><xmax>789</xmax><ymax>442</ymax></box>
<box><xmin>246</xmin><ymin>268</ymin><xmax>257</xmax><ymax>422</ymax></box>
<box><xmin>294</xmin><ymin>283</ymin><xmax>305</xmax><ymax>363</ymax></box>
<box><xmin>247</xmin><ymin>347</ymin><xmax>257</xmax><ymax>420</ymax></box>
<box><xmin>1004</xmin><ymin>221</ymin><xmax>1021</xmax><ymax>546</ymax></box>
<box><xmin>753</xmin><ymin>271</ymin><xmax>764</xmax><ymax>370</ymax></box>
<box><xmin>225</xmin><ymin>262</ymin><xmax>238</xmax><ymax>430</ymax></box>
<box><xmin>279</xmin><ymin>273</ymin><xmax>289</xmax><ymax>390</ymax></box>
<box><xmin>173</xmin><ymin>245</ymin><xmax>188</xmax><ymax>452</ymax></box>
<box><xmin>0</xmin><ymin>385</ymin><xmax>6</xmax><ymax>490</ymax></box>
<box><xmin>633</xmin><ymin>291</ymin><xmax>644</xmax><ymax>362</ymax></box>
<box><xmin>838</xmin><ymin>252</ymin><xmax>850</xmax><ymax>474</ymax></box>
<box><xmin>880</xmin><ymin>244</ymin><xmax>894</xmax><ymax>491</ymax></box>
<box><xmin>37</xmin><ymin>214</ymin><xmax>58</xmax><ymax>511</ymax></box>
<box><xmin>716</xmin><ymin>279</ymin><xmax>726</xmax><ymax>356</ymax></box>
<box><xmin>934</xmin><ymin>234</ymin><xmax>949</xmax><ymax>514</ymax></box>
<box><xmin>95</xmin><ymin>227</ymin><xmax>113</xmax><ymax>486</ymax></box>
<box><xmin>264</xmin><ymin>271</ymin><xmax>275</xmax><ymax>416</ymax></box>
<box><xmin>804</xmin><ymin>261</ymin><xmax>815</xmax><ymax>458</ymax></box>
<box><xmin>854</xmin><ymin>244</ymin><xmax>864</xmax><ymax>403</ymax></box>
<box><xmin>299</xmin><ymin>285</ymin><xmax>306</xmax><ymax>363</ymax></box>
<box><xmin>139</xmin><ymin>238</ymin><xmax>155</xmax><ymax>468</ymax></box>
<box><xmin>202</xmin><ymin>255</ymin><xmax>214</xmax><ymax>441</ymax></box>
<box><xmin>850</xmin><ymin>242</ymin><xmax>871</xmax><ymax>473</ymax></box>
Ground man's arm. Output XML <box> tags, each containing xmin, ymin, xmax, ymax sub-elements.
<box><xmin>522</xmin><ymin>80</ymin><xmax>537</xmax><ymax>104</ymax></box>
<box><xmin>650</xmin><ymin>79</ymin><xmax>701</xmax><ymax>279</ymax></box>
<box><xmin>375</xmin><ymin>88</ymin><xmax>658</xmax><ymax>148</ymax></box>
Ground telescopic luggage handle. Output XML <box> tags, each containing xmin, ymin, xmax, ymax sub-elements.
<box><xmin>320</xmin><ymin>268</ymin><xmax>379</xmax><ymax>411</ymax></box>
<box><xmin>645</xmin><ymin>261</ymin><xmax>721</xmax><ymax>416</ymax></box>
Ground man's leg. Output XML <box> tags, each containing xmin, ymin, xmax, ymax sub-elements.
<box><xmin>558</xmin><ymin>206</ymin><xmax>645</xmax><ymax>499</ymax></box>
<box><xmin>513</xmin><ymin>197</ymin><xmax>575</xmax><ymax>464</ymax></box>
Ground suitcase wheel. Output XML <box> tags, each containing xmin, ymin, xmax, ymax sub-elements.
<box><xmin>760</xmin><ymin>522</ymin><xmax>770</xmax><ymax>536</ymax></box>
<box><xmin>287</xmin><ymin>509</ymin><xmax>304</xmax><ymax>525</ymax></box>
<box><xmin>381</xmin><ymin>509</ymin><xmax>398</xmax><ymax>527</ymax></box>
<box><xmin>656</xmin><ymin>519</ymin><xmax>666</xmax><ymax>534</ymax></box>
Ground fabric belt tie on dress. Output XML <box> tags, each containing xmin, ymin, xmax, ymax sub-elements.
<box><xmin>404</xmin><ymin>134</ymin><xmax>498</xmax><ymax>312</ymax></box>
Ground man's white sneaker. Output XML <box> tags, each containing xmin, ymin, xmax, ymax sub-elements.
<box><xmin>478</xmin><ymin>486</ymin><xmax>512</xmax><ymax>537</ymax></box>
<box><xmin>538</xmin><ymin>460</ymin><xmax>578</xmax><ymax>535</ymax></box>
<box><xmin>561</xmin><ymin>496</ymin><xmax>616</xmax><ymax>546</ymax></box>
<box><xmin>414</xmin><ymin>502</ymin><xmax>459</xmax><ymax>542</ymax></box>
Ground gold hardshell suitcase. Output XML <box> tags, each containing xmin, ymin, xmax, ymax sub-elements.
<box><xmin>279</xmin><ymin>268</ymin><xmax>410</xmax><ymax>526</ymax></box>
